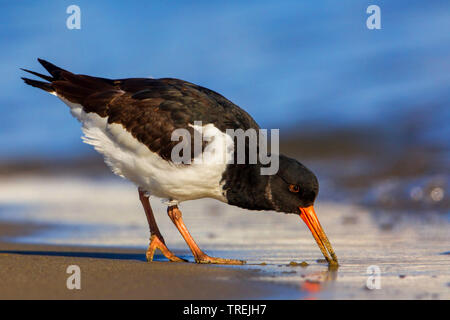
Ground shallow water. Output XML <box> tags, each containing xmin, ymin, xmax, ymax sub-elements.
<box><xmin>0</xmin><ymin>175</ymin><xmax>448</xmax><ymax>299</ymax></box>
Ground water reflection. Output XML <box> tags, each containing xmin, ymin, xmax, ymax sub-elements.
<box><xmin>301</xmin><ymin>265</ymin><xmax>338</xmax><ymax>298</ymax></box>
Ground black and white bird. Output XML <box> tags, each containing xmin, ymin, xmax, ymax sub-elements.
<box><xmin>22</xmin><ymin>59</ymin><xmax>338</xmax><ymax>265</ymax></box>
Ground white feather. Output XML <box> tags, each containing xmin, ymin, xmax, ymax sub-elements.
<box><xmin>58</xmin><ymin>96</ymin><xmax>231</xmax><ymax>204</ymax></box>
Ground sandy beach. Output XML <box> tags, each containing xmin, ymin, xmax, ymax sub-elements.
<box><xmin>0</xmin><ymin>175</ymin><xmax>448</xmax><ymax>300</ymax></box>
<box><xmin>0</xmin><ymin>230</ymin><xmax>295</xmax><ymax>299</ymax></box>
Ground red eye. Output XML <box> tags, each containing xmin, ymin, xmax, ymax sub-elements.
<box><xmin>289</xmin><ymin>184</ymin><xmax>300</xmax><ymax>193</ymax></box>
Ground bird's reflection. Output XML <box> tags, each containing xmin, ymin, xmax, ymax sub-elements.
<box><xmin>301</xmin><ymin>264</ymin><xmax>338</xmax><ymax>299</ymax></box>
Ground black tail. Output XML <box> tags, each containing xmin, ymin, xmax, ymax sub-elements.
<box><xmin>21</xmin><ymin>58</ymin><xmax>67</xmax><ymax>93</ymax></box>
<box><xmin>21</xmin><ymin>77</ymin><xmax>54</xmax><ymax>93</ymax></box>
<box><xmin>20</xmin><ymin>68</ymin><xmax>53</xmax><ymax>82</ymax></box>
<box><xmin>22</xmin><ymin>59</ymin><xmax>116</xmax><ymax>101</ymax></box>
<box><xmin>36</xmin><ymin>58</ymin><xmax>67</xmax><ymax>79</ymax></box>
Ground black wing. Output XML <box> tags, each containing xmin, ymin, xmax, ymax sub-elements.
<box><xmin>22</xmin><ymin>59</ymin><xmax>260</xmax><ymax>160</ymax></box>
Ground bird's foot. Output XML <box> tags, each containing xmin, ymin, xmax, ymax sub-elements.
<box><xmin>195</xmin><ymin>254</ymin><xmax>246</xmax><ymax>265</ymax></box>
<box><xmin>146</xmin><ymin>234</ymin><xmax>187</xmax><ymax>262</ymax></box>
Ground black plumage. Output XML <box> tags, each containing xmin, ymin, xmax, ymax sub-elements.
<box><xmin>22</xmin><ymin>59</ymin><xmax>259</xmax><ymax>162</ymax></box>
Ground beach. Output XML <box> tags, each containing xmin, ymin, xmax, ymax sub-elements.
<box><xmin>0</xmin><ymin>238</ymin><xmax>296</xmax><ymax>300</ymax></box>
<box><xmin>0</xmin><ymin>174</ymin><xmax>448</xmax><ymax>300</ymax></box>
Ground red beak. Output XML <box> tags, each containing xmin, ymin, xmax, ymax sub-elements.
<box><xmin>299</xmin><ymin>206</ymin><xmax>338</xmax><ymax>265</ymax></box>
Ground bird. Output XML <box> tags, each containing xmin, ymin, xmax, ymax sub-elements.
<box><xmin>21</xmin><ymin>59</ymin><xmax>338</xmax><ymax>266</ymax></box>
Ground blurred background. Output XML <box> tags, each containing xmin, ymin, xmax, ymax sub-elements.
<box><xmin>0</xmin><ymin>0</ymin><xmax>449</xmax><ymax>229</ymax></box>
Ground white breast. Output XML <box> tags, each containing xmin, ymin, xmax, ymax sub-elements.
<box><xmin>58</xmin><ymin>96</ymin><xmax>232</xmax><ymax>204</ymax></box>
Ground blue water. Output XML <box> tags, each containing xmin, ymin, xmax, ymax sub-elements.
<box><xmin>1</xmin><ymin>0</ymin><xmax>449</xmax><ymax>158</ymax></box>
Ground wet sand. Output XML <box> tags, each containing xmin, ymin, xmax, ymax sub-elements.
<box><xmin>0</xmin><ymin>175</ymin><xmax>449</xmax><ymax>300</ymax></box>
<box><xmin>0</xmin><ymin>229</ymin><xmax>294</xmax><ymax>299</ymax></box>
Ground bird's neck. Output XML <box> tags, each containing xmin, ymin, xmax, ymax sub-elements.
<box><xmin>221</xmin><ymin>164</ymin><xmax>273</xmax><ymax>211</ymax></box>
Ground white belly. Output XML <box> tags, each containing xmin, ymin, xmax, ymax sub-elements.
<box><xmin>59</xmin><ymin>97</ymin><xmax>231</xmax><ymax>204</ymax></box>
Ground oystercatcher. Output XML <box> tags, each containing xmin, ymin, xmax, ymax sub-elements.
<box><xmin>21</xmin><ymin>59</ymin><xmax>338</xmax><ymax>265</ymax></box>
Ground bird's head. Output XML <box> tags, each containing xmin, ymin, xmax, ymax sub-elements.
<box><xmin>266</xmin><ymin>155</ymin><xmax>338</xmax><ymax>265</ymax></box>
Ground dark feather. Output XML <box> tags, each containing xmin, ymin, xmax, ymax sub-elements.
<box><xmin>21</xmin><ymin>68</ymin><xmax>53</xmax><ymax>82</ymax></box>
<box><xmin>22</xmin><ymin>60</ymin><xmax>261</xmax><ymax>162</ymax></box>
<box><xmin>21</xmin><ymin>77</ymin><xmax>53</xmax><ymax>93</ymax></box>
<box><xmin>37</xmin><ymin>58</ymin><xmax>66</xmax><ymax>80</ymax></box>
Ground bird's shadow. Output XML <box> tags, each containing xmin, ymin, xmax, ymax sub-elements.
<box><xmin>0</xmin><ymin>249</ymin><xmax>187</xmax><ymax>262</ymax></box>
